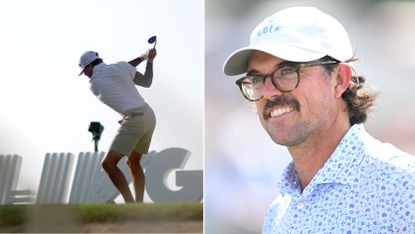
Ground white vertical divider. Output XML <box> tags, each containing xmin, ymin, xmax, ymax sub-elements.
<box><xmin>36</xmin><ymin>153</ymin><xmax>75</xmax><ymax>203</ymax></box>
<box><xmin>0</xmin><ymin>155</ymin><xmax>22</xmax><ymax>204</ymax></box>
<box><xmin>69</xmin><ymin>151</ymin><xmax>131</xmax><ymax>203</ymax></box>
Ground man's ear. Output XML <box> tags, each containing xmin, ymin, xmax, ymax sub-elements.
<box><xmin>334</xmin><ymin>64</ymin><xmax>352</xmax><ymax>98</ymax></box>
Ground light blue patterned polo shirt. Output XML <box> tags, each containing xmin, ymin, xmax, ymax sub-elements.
<box><xmin>263</xmin><ymin>124</ymin><xmax>415</xmax><ymax>233</ymax></box>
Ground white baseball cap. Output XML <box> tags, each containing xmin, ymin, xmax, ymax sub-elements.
<box><xmin>78</xmin><ymin>51</ymin><xmax>99</xmax><ymax>76</ymax></box>
<box><xmin>223</xmin><ymin>7</ymin><xmax>353</xmax><ymax>76</ymax></box>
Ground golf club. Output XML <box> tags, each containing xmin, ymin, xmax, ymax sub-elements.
<box><xmin>148</xmin><ymin>36</ymin><xmax>157</xmax><ymax>49</ymax></box>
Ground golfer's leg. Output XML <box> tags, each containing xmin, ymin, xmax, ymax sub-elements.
<box><xmin>127</xmin><ymin>151</ymin><xmax>145</xmax><ymax>203</ymax></box>
<box><xmin>102</xmin><ymin>150</ymin><xmax>134</xmax><ymax>203</ymax></box>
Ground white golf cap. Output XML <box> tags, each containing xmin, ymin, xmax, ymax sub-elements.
<box><xmin>78</xmin><ymin>51</ymin><xmax>99</xmax><ymax>76</ymax></box>
<box><xmin>223</xmin><ymin>7</ymin><xmax>353</xmax><ymax>76</ymax></box>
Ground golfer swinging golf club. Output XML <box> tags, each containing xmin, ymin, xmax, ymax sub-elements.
<box><xmin>78</xmin><ymin>37</ymin><xmax>157</xmax><ymax>203</ymax></box>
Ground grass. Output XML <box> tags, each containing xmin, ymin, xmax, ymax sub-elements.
<box><xmin>0</xmin><ymin>202</ymin><xmax>203</xmax><ymax>228</ymax></box>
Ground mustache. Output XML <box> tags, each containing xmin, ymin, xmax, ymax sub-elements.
<box><xmin>262</xmin><ymin>96</ymin><xmax>300</xmax><ymax>120</ymax></box>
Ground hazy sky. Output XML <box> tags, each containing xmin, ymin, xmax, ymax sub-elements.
<box><xmin>0</xmin><ymin>0</ymin><xmax>203</xmax><ymax>199</ymax></box>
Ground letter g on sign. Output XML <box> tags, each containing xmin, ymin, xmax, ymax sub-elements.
<box><xmin>144</xmin><ymin>148</ymin><xmax>203</xmax><ymax>202</ymax></box>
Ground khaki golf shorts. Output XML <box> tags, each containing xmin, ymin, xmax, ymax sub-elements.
<box><xmin>110</xmin><ymin>104</ymin><xmax>156</xmax><ymax>155</ymax></box>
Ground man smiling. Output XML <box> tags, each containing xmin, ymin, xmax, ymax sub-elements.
<box><xmin>224</xmin><ymin>7</ymin><xmax>415</xmax><ymax>233</ymax></box>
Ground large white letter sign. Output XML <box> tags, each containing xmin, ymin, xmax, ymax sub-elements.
<box><xmin>145</xmin><ymin>148</ymin><xmax>203</xmax><ymax>202</ymax></box>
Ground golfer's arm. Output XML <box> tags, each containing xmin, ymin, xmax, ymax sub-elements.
<box><xmin>128</xmin><ymin>56</ymin><xmax>145</xmax><ymax>67</ymax></box>
<box><xmin>133</xmin><ymin>62</ymin><xmax>153</xmax><ymax>88</ymax></box>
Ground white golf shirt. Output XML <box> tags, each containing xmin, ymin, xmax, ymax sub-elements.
<box><xmin>89</xmin><ymin>62</ymin><xmax>146</xmax><ymax>114</ymax></box>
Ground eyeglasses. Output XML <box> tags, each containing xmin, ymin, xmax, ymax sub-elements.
<box><xmin>235</xmin><ymin>60</ymin><xmax>340</xmax><ymax>102</ymax></box>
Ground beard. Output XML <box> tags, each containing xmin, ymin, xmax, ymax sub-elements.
<box><xmin>259</xmin><ymin>95</ymin><xmax>329</xmax><ymax>147</ymax></box>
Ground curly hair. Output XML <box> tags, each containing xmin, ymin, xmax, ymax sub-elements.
<box><xmin>320</xmin><ymin>56</ymin><xmax>378</xmax><ymax>125</ymax></box>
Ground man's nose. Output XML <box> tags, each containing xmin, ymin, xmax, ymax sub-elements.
<box><xmin>262</xmin><ymin>76</ymin><xmax>283</xmax><ymax>99</ymax></box>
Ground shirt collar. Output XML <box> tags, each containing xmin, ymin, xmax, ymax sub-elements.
<box><xmin>277</xmin><ymin>124</ymin><xmax>368</xmax><ymax>195</ymax></box>
<box><xmin>312</xmin><ymin>124</ymin><xmax>368</xmax><ymax>185</ymax></box>
<box><xmin>92</xmin><ymin>62</ymin><xmax>106</xmax><ymax>73</ymax></box>
<box><xmin>277</xmin><ymin>161</ymin><xmax>301</xmax><ymax>195</ymax></box>
<box><xmin>90</xmin><ymin>63</ymin><xmax>107</xmax><ymax>81</ymax></box>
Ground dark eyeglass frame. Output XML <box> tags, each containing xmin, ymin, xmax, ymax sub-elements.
<box><xmin>235</xmin><ymin>60</ymin><xmax>340</xmax><ymax>102</ymax></box>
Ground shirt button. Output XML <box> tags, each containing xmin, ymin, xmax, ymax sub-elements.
<box><xmin>297</xmin><ymin>202</ymin><xmax>304</xmax><ymax>209</ymax></box>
